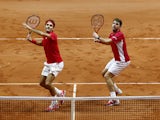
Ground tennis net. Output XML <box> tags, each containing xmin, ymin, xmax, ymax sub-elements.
<box><xmin>0</xmin><ymin>96</ymin><xmax>159</xmax><ymax>120</ymax></box>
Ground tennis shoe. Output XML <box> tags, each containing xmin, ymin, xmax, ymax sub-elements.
<box><xmin>45</xmin><ymin>102</ymin><xmax>59</xmax><ymax>112</ymax></box>
<box><xmin>116</xmin><ymin>88</ymin><xmax>123</xmax><ymax>95</ymax></box>
<box><xmin>105</xmin><ymin>100</ymin><xmax>120</xmax><ymax>106</ymax></box>
<box><xmin>59</xmin><ymin>90</ymin><xmax>66</xmax><ymax>105</ymax></box>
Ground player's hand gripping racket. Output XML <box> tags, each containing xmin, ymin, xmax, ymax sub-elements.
<box><xmin>91</xmin><ymin>14</ymin><xmax>104</xmax><ymax>33</ymax></box>
<box><xmin>26</xmin><ymin>15</ymin><xmax>40</xmax><ymax>34</ymax></box>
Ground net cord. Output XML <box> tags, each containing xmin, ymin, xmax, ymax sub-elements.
<box><xmin>0</xmin><ymin>96</ymin><xmax>159</xmax><ymax>101</ymax></box>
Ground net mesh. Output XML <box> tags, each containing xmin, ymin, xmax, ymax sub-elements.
<box><xmin>0</xmin><ymin>96</ymin><xmax>159</xmax><ymax>120</ymax></box>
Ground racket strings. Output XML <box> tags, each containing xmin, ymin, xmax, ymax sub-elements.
<box><xmin>26</xmin><ymin>15</ymin><xmax>40</xmax><ymax>29</ymax></box>
<box><xmin>91</xmin><ymin>14</ymin><xmax>104</xmax><ymax>33</ymax></box>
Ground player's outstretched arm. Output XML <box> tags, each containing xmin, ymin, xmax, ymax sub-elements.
<box><xmin>92</xmin><ymin>32</ymin><xmax>112</xmax><ymax>45</ymax></box>
<box><xmin>22</xmin><ymin>23</ymin><xmax>51</xmax><ymax>38</ymax></box>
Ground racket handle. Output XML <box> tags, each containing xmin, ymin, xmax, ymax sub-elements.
<box><xmin>26</xmin><ymin>31</ymin><xmax>32</xmax><ymax>41</ymax></box>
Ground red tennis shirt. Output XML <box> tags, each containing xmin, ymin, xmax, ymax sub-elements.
<box><xmin>109</xmin><ymin>30</ymin><xmax>130</xmax><ymax>62</ymax></box>
<box><xmin>42</xmin><ymin>32</ymin><xmax>63</xmax><ymax>63</ymax></box>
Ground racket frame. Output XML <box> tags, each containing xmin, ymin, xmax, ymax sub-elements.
<box><xmin>91</xmin><ymin>14</ymin><xmax>104</xmax><ymax>33</ymax></box>
<box><xmin>26</xmin><ymin>15</ymin><xmax>40</xmax><ymax>34</ymax></box>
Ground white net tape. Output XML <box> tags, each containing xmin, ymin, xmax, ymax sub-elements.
<box><xmin>0</xmin><ymin>96</ymin><xmax>159</xmax><ymax>120</ymax></box>
<box><xmin>0</xmin><ymin>96</ymin><xmax>160</xmax><ymax>100</ymax></box>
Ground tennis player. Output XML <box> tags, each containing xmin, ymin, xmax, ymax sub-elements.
<box><xmin>93</xmin><ymin>18</ymin><xmax>130</xmax><ymax>106</ymax></box>
<box><xmin>23</xmin><ymin>19</ymin><xmax>66</xmax><ymax>111</ymax></box>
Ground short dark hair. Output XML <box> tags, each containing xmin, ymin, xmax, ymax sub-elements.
<box><xmin>45</xmin><ymin>19</ymin><xmax>55</xmax><ymax>28</ymax></box>
<box><xmin>113</xmin><ymin>18</ymin><xmax>122</xmax><ymax>26</ymax></box>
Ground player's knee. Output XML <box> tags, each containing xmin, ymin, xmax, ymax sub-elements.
<box><xmin>102</xmin><ymin>69</ymin><xmax>108</xmax><ymax>77</ymax></box>
<box><xmin>40</xmin><ymin>82</ymin><xmax>49</xmax><ymax>90</ymax></box>
<box><xmin>102</xmin><ymin>72</ymin><xmax>105</xmax><ymax>77</ymax></box>
<box><xmin>40</xmin><ymin>82</ymin><xmax>45</xmax><ymax>87</ymax></box>
<box><xmin>104</xmin><ymin>72</ymin><xmax>114</xmax><ymax>79</ymax></box>
<box><xmin>45</xmin><ymin>82</ymin><xmax>52</xmax><ymax>88</ymax></box>
<box><xmin>104</xmin><ymin>74</ymin><xmax>110</xmax><ymax>79</ymax></box>
<box><xmin>39</xmin><ymin>81</ymin><xmax>51</xmax><ymax>89</ymax></box>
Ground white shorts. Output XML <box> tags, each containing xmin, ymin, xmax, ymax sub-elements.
<box><xmin>41</xmin><ymin>61</ymin><xmax>64</xmax><ymax>77</ymax></box>
<box><xmin>105</xmin><ymin>58</ymin><xmax>130</xmax><ymax>76</ymax></box>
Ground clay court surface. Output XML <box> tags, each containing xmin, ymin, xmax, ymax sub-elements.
<box><xmin>0</xmin><ymin>0</ymin><xmax>160</xmax><ymax>119</ymax></box>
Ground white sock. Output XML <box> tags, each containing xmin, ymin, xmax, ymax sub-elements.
<box><xmin>54</xmin><ymin>87</ymin><xmax>62</xmax><ymax>96</ymax></box>
<box><xmin>51</xmin><ymin>100</ymin><xmax>57</xmax><ymax>104</ymax></box>
<box><xmin>113</xmin><ymin>83</ymin><xmax>119</xmax><ymax>91</ymax></box>
<box><xmin>50</xmin><ymin>96</ymin><xmax>58</xmax><ymax>107</ymax></box>
<box><xmin>110</xmin><ymin>92</ymin><xmax>117</xmax><ymax>101</ymax></box>
<box><xmin>110</xmin><ymin>92</ymin><xmax>116</xmax><ymax>97</ymax></box>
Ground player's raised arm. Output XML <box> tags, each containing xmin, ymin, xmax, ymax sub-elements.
<box><xmin>23</xmin><ymin>23</ymin><xmax>50</xmax><ymax>38</ymax></box>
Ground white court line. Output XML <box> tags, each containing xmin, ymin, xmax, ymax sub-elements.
<box><xmin>73</xmin><ymin>84</ymin><xmax>77</xmax><ymax>97</ymax></box>
<box><xmin>71</xmin><ymin>84</ymin><xmax>77</xmax><ymax>120</ymax></box>
<box><xmin>0</xmin><ymin>82</ymin><xmax>159</xmax><ymax>85</ymax></box>
<box><xmin>0</xmin><ymin>37</ymin><xmax>160</xmax><ymax>40</ymax></box>
<box><xmin>0</xmin><ymin>38</ymin><xmax>92</xmax><ymax>40</ymax></box>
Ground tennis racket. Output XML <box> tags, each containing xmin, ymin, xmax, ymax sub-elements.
<box><xmin>26</xmin><ymin>15</ymin><xmax>40</xmax><ymax>34</ymax></box>
<box><xmin>91</xmin><ymin>14</ymin><xmax>104</xmax><ymax>33</ymax></box>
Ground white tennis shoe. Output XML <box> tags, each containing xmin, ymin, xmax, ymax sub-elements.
<box><xmin>116</xmin><ymin>88</ymin><xmax>123</xmax><ymax>95</ymax></box>
<box><xmin>106</xmin><ymin>99</ymin><xmax>120</xmax><ymax>106</ymax></box>
<box><xmin>59</xmin><ymin>90</ymin><xmax>66</xmax><ymax>105</ymax></box>
<box><xmin>45</xmin><ymin>101</ymin><xmax>59</xmax><ymax>112</ymax></box>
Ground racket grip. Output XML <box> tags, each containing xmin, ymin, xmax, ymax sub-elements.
<box><xmin>26</xmin><ymin>32</ymin><xmax>32</xmax><ymax>41</ymax></box>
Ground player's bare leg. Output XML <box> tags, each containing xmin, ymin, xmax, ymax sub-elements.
<box><xmin>40</xmin><ymin>74</ymin><xmax>56</xmax><ymax>96</ymax></box>
<box><xmin>39</xmin><ymin>74</ymin><xmax>59</xmax><ymax>112</ymax></box>
<box><xmin>102</xmin><ymin>69</ymin><xmax>122</xmax><ymax>95</ymax></box>
<box><xmin>40</xmin><ymin>76</ymin><xmax>48</xmax><ymax>89</ymax></box>
<box><xmin>45</xmin><ymin>73</ymin><xmax>56</xmax><ymax>96</ymax></box>
<box><xmin>40</xmin><ymin>74</ymin><xmax>66</xmax><ymax>111</ymax></box>
<box><xmin>104</xmin><ymin>72</ymin><xmax>115</xmax><ymax>92</ymax></box>
<box><xmin>102</xmin><ymin>68</ymin><xmax>108</xmax><ymax>77</ymax></box>
<box><xmin>104</xmin><ymin>72</ymin><xmax>120</xmax><ymax>106</ymax></box>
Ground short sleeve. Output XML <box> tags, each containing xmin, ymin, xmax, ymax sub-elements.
<box><xmin>50</xmin><ymin>32</ymin><xmax>57</xmax><ymax>40</ymax></box>
<box><xmin>111</xmin><ymin>32</ymin><xmax>124</xmax><ymax>44</ymax></box>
